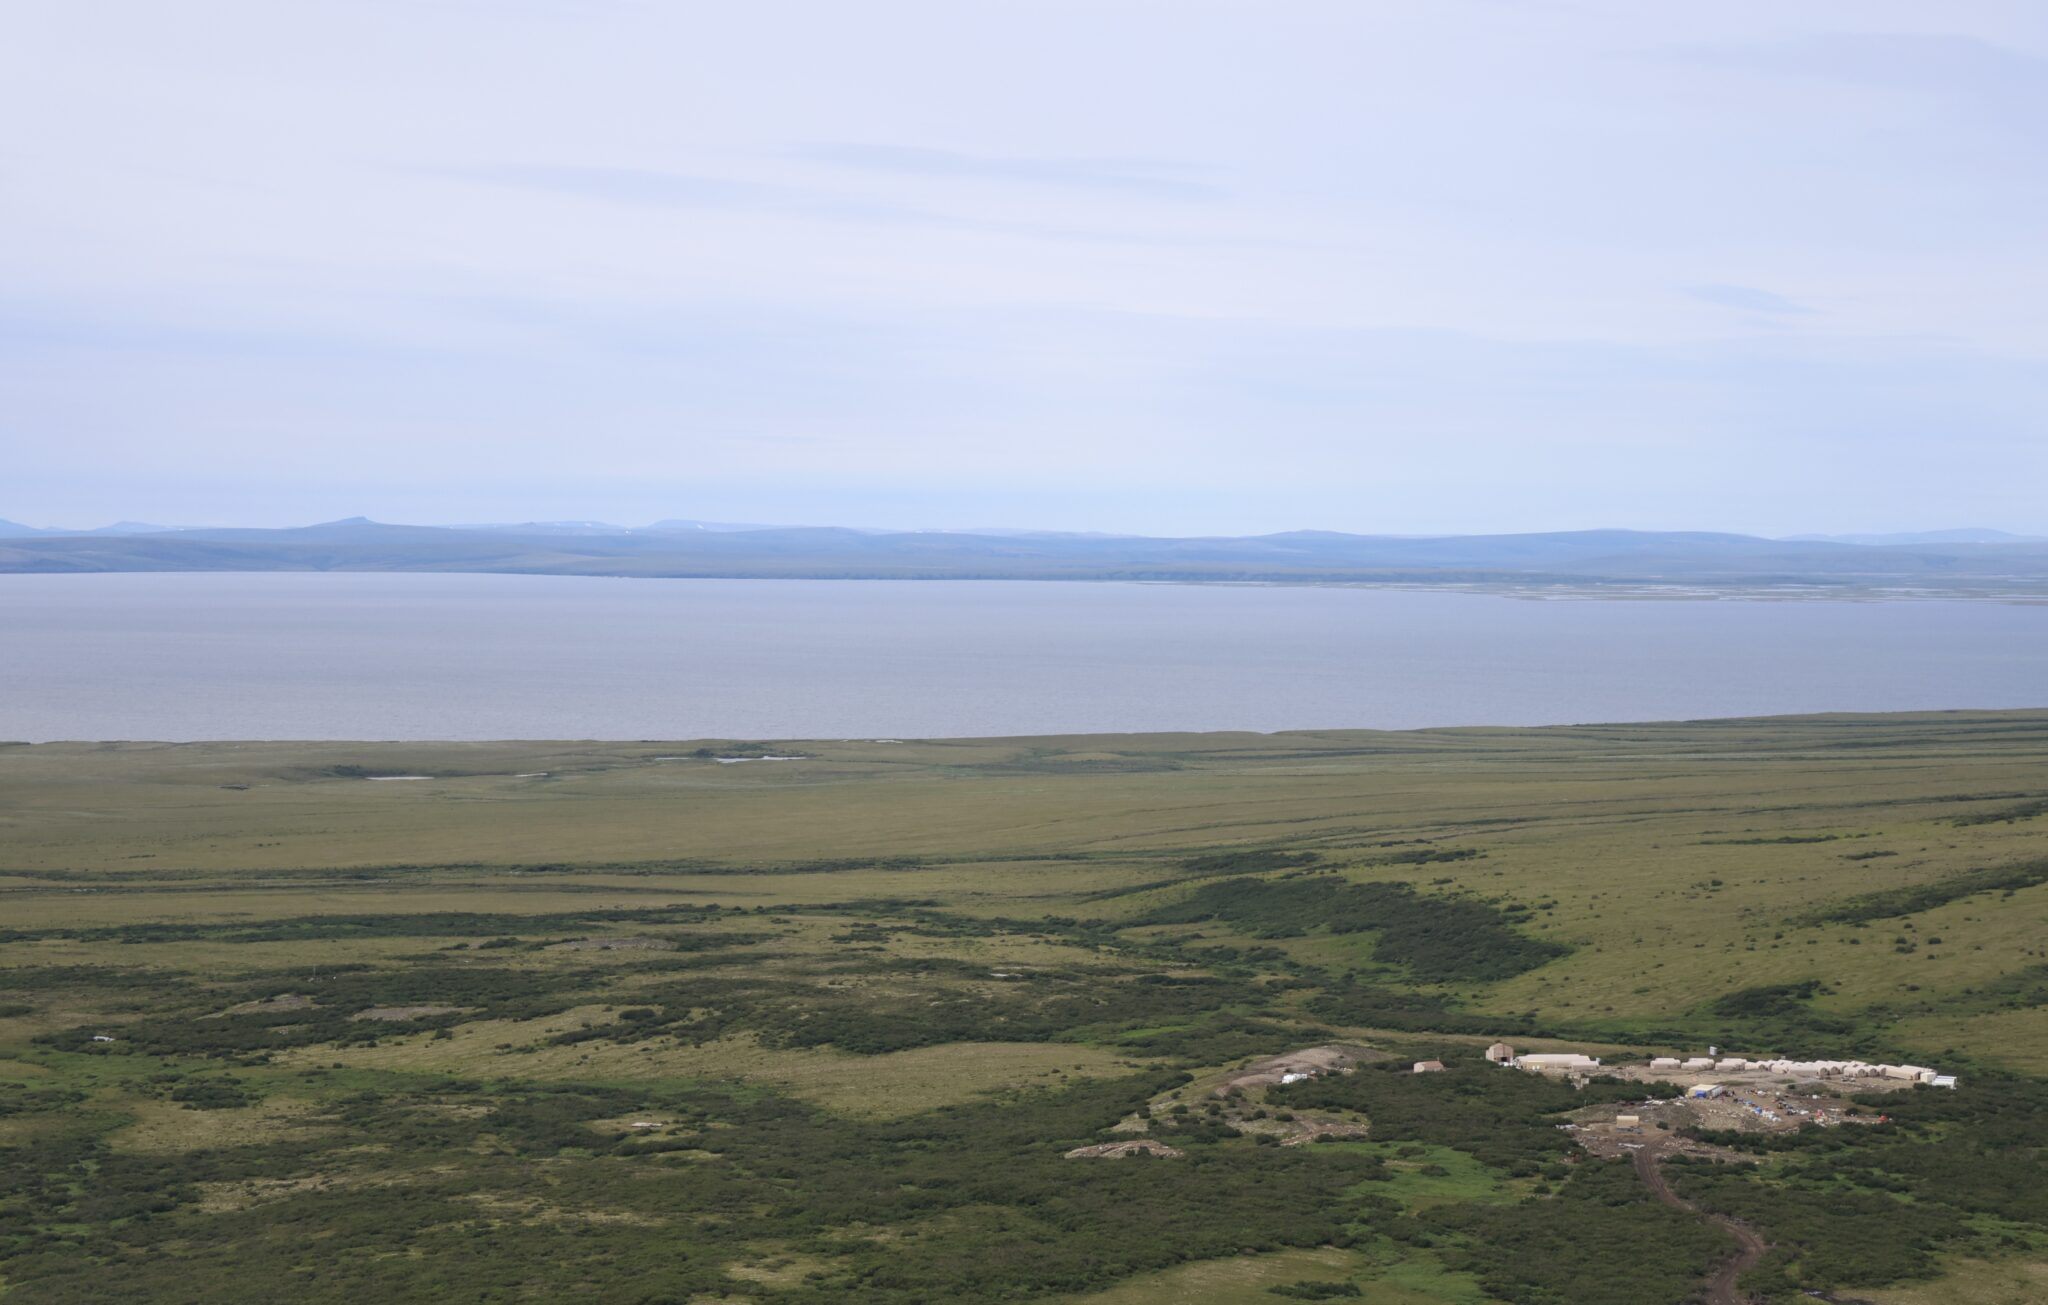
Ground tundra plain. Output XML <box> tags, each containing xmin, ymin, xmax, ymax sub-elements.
<box><xmin>2</xmin><ymin>713</ymin><xmax>2045</xmax><ymax>1302</ymax></box>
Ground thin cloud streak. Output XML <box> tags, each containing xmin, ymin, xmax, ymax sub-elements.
<box><xmin>1685</xmin><ymin>284</ymin><xmax>1816</xmax><ymax>315</ymax></box>
<box><xmin>789</xmin><ymin>142</ymin><xmax>1225</xmax><ymax>200</ymax></box>
<box><xmin>417</xmin><ymin>163</ymin><xmax>1289</xmax><ymax>250</ymax></box>
<box><xmin>1655</xmin><ymin>29</ymin><xmax>2048</xmax><ymax>98</ymax></box>
<box><xmin>421</xmin><ymin>163</ymin><xmax>933</xmax><ymax>221</ymax></box>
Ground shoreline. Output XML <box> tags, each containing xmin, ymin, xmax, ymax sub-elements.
<box><xmin>5</xmin><ymin>567</ymin><xmax>2048</xmax><ymax>603</ymax></box>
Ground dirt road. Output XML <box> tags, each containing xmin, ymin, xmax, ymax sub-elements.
<box><xmin>1631</xmin><ymin>1146</ymin><xmax>1769</xmax><ymax>1305</ymax></box>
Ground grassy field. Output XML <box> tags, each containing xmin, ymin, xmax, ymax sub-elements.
<box><xmin>1</xmin><ymin>713</ymin><xmax>2044</xmax><ymax>1302</ymax></box>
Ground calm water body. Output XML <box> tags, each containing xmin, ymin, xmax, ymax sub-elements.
<box><xmin>2</xmin><ymin>573</ymin><xmax>2044</xmax><ymax>741</ymax></box>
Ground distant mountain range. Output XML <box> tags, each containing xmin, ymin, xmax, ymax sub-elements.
<box><xmin>0</xmin><ymin>519</ymin><xmax>177</xmax><ymax>538</ymax></box>
<box><xmin>5</xmin><ymin>517</ymin><xmax>2048</xmax><ymax>589</ymax></box>
<box><xmin>1780</xmin><ymin>528</ymin><xmax>2047</xmax><ymax>545</ymax></box>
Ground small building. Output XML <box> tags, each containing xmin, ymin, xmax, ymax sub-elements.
<box><xmin>1929</xmin><ymin>1075</ymin><xmax>1958</xmax><ymax>1090</ymax></box>
<box><xmin>1279</xmin><ymin>1072</ymin><xmax>1310</xmax><ymax>1085</ymax></box>
<box><xmin>1517</xmin><ymin>1053</ymin><xmax>1601</xmax><ymax>1072</ymax></box>
<box><xmin>1714</xmin><ymin>1058</ymin><xmax>1749</xmax><ymax>1071</ymax></box>
<box><xmin>1413</xmin><ymin>1060</ymin><xmax>1446</xmax><ymax>1074</ymax></box>
<box><xmin>1615</xmin><ymin>1114</ymin><xmax>1641</xmax><ymax>1128</ymax></box>
<box><xmin>1648</xmin><ymin>1057</ymin><xmax>1681</xmax><ymax>1071</ymax></box>
<box><xmin>1485</xmin><ymin>1042</ymin><xmax>1516</xmax><ymax>1064</ymax></box>
<box><xmin>1688</xmin><ymin>1084</ymin><xmax>1725</xmax><ymax>1099</ymax></box>
<box><xmin>1682</xmin><ymin>1057</ymin><xmax>1714</xmax><ymax>1071</ymax></box>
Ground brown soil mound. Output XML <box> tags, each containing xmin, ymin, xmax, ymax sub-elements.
<box><xmin>1212</xmin><ymin>1043</ymin><xmax>1381</xmax><ymax>1097</ymax></box>
<box><xmin>1064</xmin><ymin>1139</ymin><xmax>1184</xmax><ymax>1159</ymax></box>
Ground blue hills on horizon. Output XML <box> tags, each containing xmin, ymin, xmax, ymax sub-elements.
<box><xmin>4</xmin><ymin>516</ymin><xmax>2048</xmax><ymax>586</ymax></box>
<box><xmin>2</xmin><ymin>516</ymin><xmax>2041</xmax><ymax>547</ymax></box>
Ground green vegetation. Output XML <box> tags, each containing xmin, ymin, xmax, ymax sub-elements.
<box><xmin>1791</xmin><ymin>857</ymin><xmax>2048</xmax><ymax>925</ymax></box>
<box><xmin>1672</xmin><ymin>1068</ymin><xmax>2048</xmax><ymax>1299</ymax></box>
<box><xmin>1</xmin><ymin>713</ymin><xmax>2045</xmax><ymax>1302</ymax></box>
<box><xmin>0</xmin><ymin>905</ymin><xmax>760</xmax><ymax>945</ymax></box>
<box><xmin>1272</xmin><ymin>1058</ymin><xmax>1651</xmax><ymax>1175</ymax></box>
<box><xmin>3</xmin><ymin>1073</ymin><xmax>1394</xmax><ymax>1303</ymax></box>
<box><xmin>1698</xmin><ymin>980</ymin><xmax>1860</xmax><ymax>1049</ymax></box>
<box><xmin>1136</xmin><ymin>875</ymin><xmax>1564</xmax><ymax>982</ymax></box>
<box><xmin>1950</xmin><ymin>796</ymin><xmax>2048</xmax><ymax>827</ymax></box>
<box><xmin>1422</xmin><ymin>1162</ymin><xmax>1731</xmax><ymax>1305</ymax></box>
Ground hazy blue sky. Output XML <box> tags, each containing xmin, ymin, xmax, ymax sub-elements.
<box><xmin>5</xmin><ymin>1</ymin><xmax>2046</xmax><ymax>534</ymax></box>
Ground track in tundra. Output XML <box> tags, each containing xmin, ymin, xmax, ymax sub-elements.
<box><xmin>1631</xmin><ymin>1145</ymin><xmax>1769</xmax><ymax>1305</ymax></box>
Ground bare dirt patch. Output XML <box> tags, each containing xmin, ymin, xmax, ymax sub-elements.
<box><xmin>1573</xmin><ymin>1075</ymin><xmax>1894</xmax><ymax>1154</ymax></box>
<box><xmin>1120</xmin><ymin>1044</ymin><xmax>1378</xmax><ymax>1146</ymax></box>
<box><xmin>588</xmin><ymin>1114</ymin><xmax>677</xmax><ymax>1134</ymax></box>
<box><xmin>464</xmin><ymin>1191</ymin><xmax>664</xmax><ymax>1227</ymax></box>
<box><xmin>1064</xmin><ymin>1139</ymin><xmax>1184</xmax><ymax>1159</ymax></box>
<box><xmin>1568</xmin><ymin>1101</ymin><xmax>1754</xmax><ymax>1164</ymax></box>
<box><xmin>724</xmin><ymin>1246</ymin><xmax>834</xmax><ymax>1288</ymax></box>
<box><xmin>1210</xmin><ymin>1043</ymin><xmax>1382</xmax><ymax>1097</ymax></box>
<box><xmin>207</xmin><ymin>993</ymin><xmax>318</xmax><ymax>1018</ymax></box>
<box><xmin>1236</xmin><ymin>1112</ymin><xmax>1371</xmax><ymax>1146</ymax></box>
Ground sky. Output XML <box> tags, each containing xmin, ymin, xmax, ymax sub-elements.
<box><xmin>4</xmin><ymin>0</ymin><xmax>2046</xmax><ymax>536</ymax></box>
